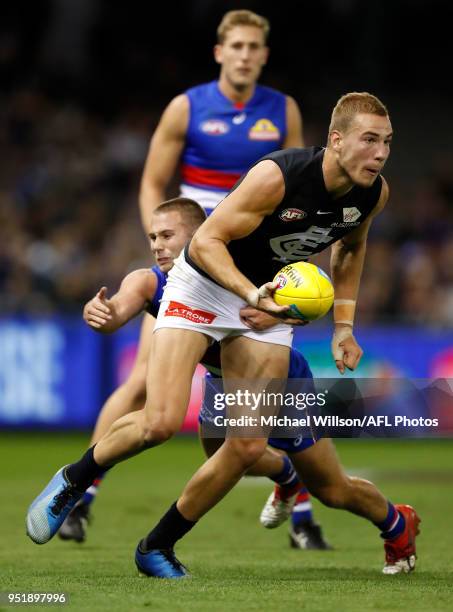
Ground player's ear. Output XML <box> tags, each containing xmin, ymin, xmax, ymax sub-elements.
<box><xmin>262</xmin><ymin>46</ymin><xmax>270</xmax><ymax>66</ymax></box>
<box><xmin>330</xmin><ymin>130</ymin><xmax>342</xmax><ymax>150</ymax></box>
<box><xmin>213</xmin><ymin>44</ymin><xmax>223</xmax><ymax>65</ymax></box>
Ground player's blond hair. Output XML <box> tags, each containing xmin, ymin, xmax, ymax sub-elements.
<box><xmin>154</xmin><ymin>198</ymin><xmax>206</xmax><ymax>231</ymax></box>
<box><xmin>329</xmin><ymin>92</ymin><xmax>389</xmax><ymax>135</ymax></box>
<box><xmin>217</xmin><ymin>10</ymin><xmax>270</xmax><ymax>44</ymax></box>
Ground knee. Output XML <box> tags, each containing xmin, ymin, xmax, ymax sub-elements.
<box><xmin>142</xmin><ymin>416</ymin><xmax>178</xmax><ymax>446</ymax></box>
<box><xmin>226</xmin><ymin>439</ymin><xmax>267</xmax><ymax>468</ymax></box>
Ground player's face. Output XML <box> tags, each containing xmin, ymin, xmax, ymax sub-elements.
<box><xmin>215</xmin><ymin>26</ymin><xmax>268</xmax><ymax>90</ymax></box>
<box><xmin>336</xmin><ymin>113</ymin><xmax>393</xmax><ymax>188</ymax></box>
<box><xmin>148</xmin><ymin>211</ymin><xmax>193</xmax><ymax>273</ymax></box>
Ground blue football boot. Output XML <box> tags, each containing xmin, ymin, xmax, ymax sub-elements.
<box><xmin>135</xmin><ymin>541</ymin><xmax>190</xmax><ymax>578</ymax></box>
<box><xmin>26</xmin><ymin>467</ymin><xmax>83</xmax><ymax>544</ymax></box>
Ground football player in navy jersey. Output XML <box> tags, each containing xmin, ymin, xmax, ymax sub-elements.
<box><xmin>137</xmin><ymin>7</ymin><xmax>324</xmax><ymax>549</ymax></box>
<box><xmin>57</xmin><ymin>9</ymin><xmax>322</xmax><ymax>547</ymax></box>
<box><xmin>27</xmin><ymin>92</ymin><xmax>420</xmax><ymax>577</ymax></box>
<box><xmin>137</xmin><ymin>8</ymin><xmax>318</xmax><ymax>547</ymax></box>
<box><xmin>61</xmin><ymin>198</ymin><xmax>316</xmax><ymax>544</ymax></box>
<box><xmin>60</xmin><ymin>9</ymin><xmax>320</xmax><ymax>547</ymax></box>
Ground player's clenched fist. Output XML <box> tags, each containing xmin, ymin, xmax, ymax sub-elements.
<box><xmin>83</xmin><ymin>287</ymin><xmax>113</xmax><ymax>330</ymax></box>
<box><xmin>331</xmin><ymin>326</ymin><xmax>363</xmax><ymax>374</ymax></box>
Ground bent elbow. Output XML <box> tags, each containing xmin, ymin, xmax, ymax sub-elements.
<box><xmin>189</xmin><ymin>231</ymin><xmax>211</xmax><ymax>265</ymax></box>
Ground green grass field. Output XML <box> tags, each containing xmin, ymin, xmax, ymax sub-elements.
<box><xmin>1</xmin><ymin>434</ymin><xmax>452</xmax><ymax>611</ymax></box>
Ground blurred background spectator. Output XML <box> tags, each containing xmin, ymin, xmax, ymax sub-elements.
<box><xmin>1</xmin><ymin>0</ymin><xmax>452</xmax><ymax>326</ymax></box>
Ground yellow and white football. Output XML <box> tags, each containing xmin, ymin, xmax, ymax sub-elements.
<box><xmin>273</xmin><ymin>262</ymin><xmax>334</xmax><ymax>321</ymax></box>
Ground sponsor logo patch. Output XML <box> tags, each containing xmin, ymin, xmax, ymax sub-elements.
<box><xmin>279</xmin><ymin>208</ymin><xmax>307</xmax><ymax>222</ymax></box>
<box><xmin>343</xmin><ymin>207</ymin><xmax>361</xmax><ymax>223</ymax></box>
<box><xmin>331</xmin><ymin>221</ymin><xmax>361</xmax><ymax>228</ymax></box>
<box><xmin>165</xmin><ymin>301</ymin><xmax>216</xmax><ymax>324</ymax></box>
<box><xmin>200</xmin><ymin>120</ymin><xmax>229</xmax><ymax>135</ymax></box>
<box><xmin>249</xmin><ymin>118</ymin><xmax>280</xmax><ymax>141</ymax></box>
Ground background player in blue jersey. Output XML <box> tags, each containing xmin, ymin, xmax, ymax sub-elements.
<box><xmin>57</xmin><ymin>199</ymin><xmax>205</xmax><ymax>541</ymax></box>
<box><xmin>59</xmin><ymin>9</ymin><xmax>323</xmax><ymax>547</ymax></box>
<box><xmin>139</xmin><ymin>9</ymin><xmax>303</xmax><ymax>224</ymax></box>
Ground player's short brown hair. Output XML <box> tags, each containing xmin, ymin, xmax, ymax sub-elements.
<box><xmin>329</xmin><ymin>92</ymin><xmax>389</xmax><ymax>135</ymax></box>
<box><xmin>154</xmin><ymin>197</ymin><xmax>207</xmax><ymax>231</ymax></box>
<box><xmin>217</xmin><ymin>10</ymin><xmax>270</xmax><ymax>44</ymax></box>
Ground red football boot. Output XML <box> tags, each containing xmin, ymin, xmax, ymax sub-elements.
<box><xmin>383</xmin><ymin>504</ymin><xmax>421</xmax><ymax>574</ymax></box>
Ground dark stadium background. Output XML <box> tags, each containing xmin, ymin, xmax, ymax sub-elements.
<box><xmin>0</xmin><ymin>0</ymin><xmax>452</xmax><ymax>430</ymax></box>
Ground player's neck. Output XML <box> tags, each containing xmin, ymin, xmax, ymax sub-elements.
<box><xmin>322</xmin><ymin>148</ymin><xmax>354</xmax><ymax>199</ymax></box>
<box><xmin>217</xmin><ymin>77</ymin><xmax>256</xmax><ymax>105</ymax></box>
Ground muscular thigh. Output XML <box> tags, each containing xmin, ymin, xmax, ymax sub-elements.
<box><xmin>221</xmin><ymin>336</ymin><xmax>289</xmax><ymax>379</ymax></box>
<box><xmin>221</xmin><ymin>336</ymin><xmax>290</xmax><ymax>437</ymax></box>
<box><xmin>145</xmin><ymin>328</ymin><xmax>210</xmax><ymax>429</ymax></box>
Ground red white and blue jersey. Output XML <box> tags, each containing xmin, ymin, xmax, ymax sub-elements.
<box><xmin>180</xmin><ymin>81</ymin><xmax>287</xmax><ymax>211</ymax></box>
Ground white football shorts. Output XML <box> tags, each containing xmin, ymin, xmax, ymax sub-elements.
<box><xmin>154</xmin><ymin>252</ymin><xmax>293</xmax><ymax>347</ymax></box>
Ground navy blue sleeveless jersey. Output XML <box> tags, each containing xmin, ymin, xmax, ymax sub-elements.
<box><xmin>187</xmin><ymin>147</ymin><xmax>382</xmax><ymax>288</ymax></box>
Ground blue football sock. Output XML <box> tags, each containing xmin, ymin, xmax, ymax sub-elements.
<box><xmin>270</xmin><ymin>455</ymin><xmax>300</xmax><ymax>490</ymax></box>
<box><xmin>375</xmin><ymin>502</ymin><xmax>406</xmax><ymax>540</ymax></box>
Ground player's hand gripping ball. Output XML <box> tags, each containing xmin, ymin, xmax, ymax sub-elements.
<box><xmin>273</xmin><ymin>262</ymin><xmax>334</xmax><ymax>321</ymax></box>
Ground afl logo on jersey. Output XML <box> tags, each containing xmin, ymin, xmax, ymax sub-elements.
<box><xmin>249</xmin><ymin>119</ymin><xmax>280</xmax><ymax>141</ymax></box>
<box><xmin>200</xmin><ymin>120</ymin><xmax>229</xmax><ymax>136</ymax></box>
<box><xmin>279</xmin><ymin>208</ymin><xmax>307</xmax><ymax>222</ymax></box>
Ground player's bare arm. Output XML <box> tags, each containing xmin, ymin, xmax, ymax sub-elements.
<box><xmin>138</xmin><ymin>95</ymin><xmax>189</xmax><ymax>231</ymax></box>
<box><xmin>282</xmin><ymin>96</ymin><xmax>304</xmax><ymax>148</ymax></box>
<box><xmin>330</xmin><ymin>177</ymin><xmax>389</xmax><ymax>372</ymax></box>
<box><xmin>239</xmin><ymin>306</ymin><xmax>280</xmax><ymax>330</ymax></box>
<box><xmin>331</xmin><ymin>177</ymin><xmax>389</xmax><ymax>304</ymax></box>
<box><xmin>189</xmin><ymin>161</ymin><xmax>282</xmax><ymax>303</ymax></box>
<box><xmin>84</xmin><ymin>269</ymin><xmax>158</xmax><ymax>333</ymax></box>
<box><xmin>189</xmin><ymin>161</ymin><xmax>303</xmax><ymax>324</ymax></box>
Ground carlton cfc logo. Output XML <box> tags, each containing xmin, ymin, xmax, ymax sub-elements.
<box><xmin>200</xmin><ymin>120</ymin><xmax>229</xmax><ymax>136</ymax></box>
<box><xmin>279</xmin><ymin>208</ymin><xmax>307</xmax><ymax>222</ymax></box>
